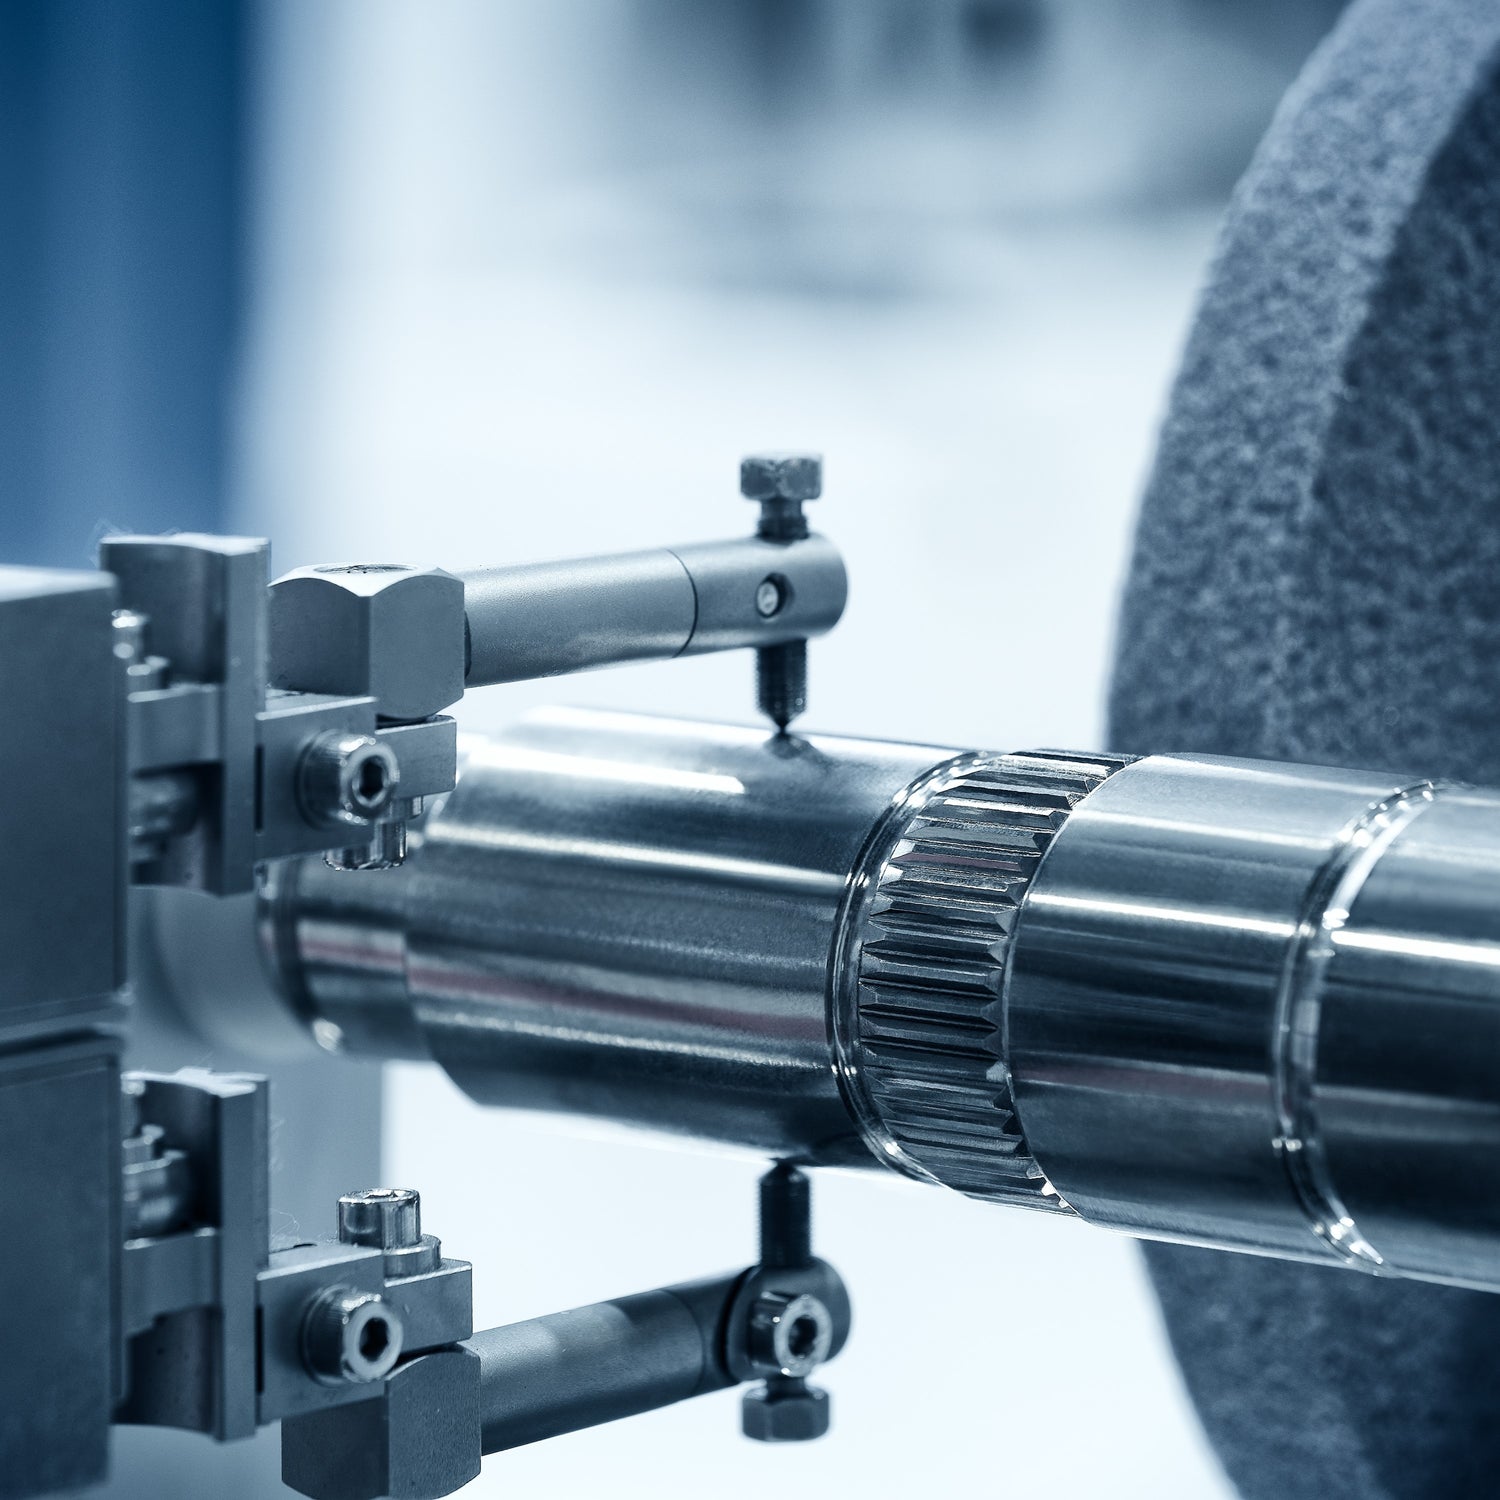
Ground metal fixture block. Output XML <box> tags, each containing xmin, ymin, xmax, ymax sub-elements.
<box><xmin>281</xmin><ymin>1347</ymin><xmax>482</xmax><ymax>1500</ymax></box>
<box><xmin>268</xmin><ymin>564</ymin><xmax>466</xmax><ymax>723</ymax></box>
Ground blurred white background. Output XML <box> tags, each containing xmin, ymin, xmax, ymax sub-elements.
<box><xmin>233</xmin><ymin>3</ymin><xmax>1343</xmax><ymax>1494</ymax></box>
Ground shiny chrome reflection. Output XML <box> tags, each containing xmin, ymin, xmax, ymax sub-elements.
<box><xmin>1006</xmin><ymin>757</ymin><xmax>1500</xmax><ymax>1291</ymax></box>
<box><xmin>241</xmin><ymin>717</ymin><xmax>1500</xmax><ymax>1292</ymax></box>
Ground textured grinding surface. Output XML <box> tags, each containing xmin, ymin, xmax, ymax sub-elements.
<box><xmin>1107</xmin><ymin>0</ymin><xmax>1500</xmax><ymax>1496</ymax></box>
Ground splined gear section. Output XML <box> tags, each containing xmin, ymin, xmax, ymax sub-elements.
<box><xmin>833</xmin><ymin>750</ymin><xmax>1130</xmax><ymax>1208</ymax></box>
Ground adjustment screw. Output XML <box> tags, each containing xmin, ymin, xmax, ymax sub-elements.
<box><xmin>740</xmin><ymin>454</ymin><xmax>822</xmax><ymax>732</ymax></box>
<box><xmin>338</xmin><ymin>1187</ymin><xmax>442</xmax><ymax>1278</ymax></box>
<box><xmin>741</xmin><ymin>1376</ymin><xmax>831</xmax><ymax>1443</ymax></box>
<box><xmin>741</xmin><ymin>1161</ymin><xmax>833</xmax><ymax>1441</ymax></box>
<box><xmin>747</xmin><ymin>1292</ymin><xmax>833</xmax><ymax>1378</ymax></box>
<box><xmin>298</xmin><ymin>732</ymin><xmax>399</xmax><ymax>829</ymax></box>
<box><xmin>741</xmin><ymin>452</ymin><xmax>821</xmax><ymax>541</ymax></box>
<box><xmin>302</xmin><ymin>1286</ymin><xmax>403</xmax><ymax>1385</ymax></box>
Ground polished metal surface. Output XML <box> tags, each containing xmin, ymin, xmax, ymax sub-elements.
<box><xmin>270</xmin><ymin>710</ymin><xmax>960</xmax><ymax>1162</ymax></box>
<box><xmin>832</xmin><ymin>750</ymin><xmax>1127</xmax><ymax>1208</ymax></box>
<box><xmin>1282</xmin><ymin>788</ymin><xmax>1500</xmax><ymax>1287</ymax></box>
<box><xmin>1005</xmin><ymin>755</ymin><xmax>1500</xmax><ymax>1289</ymax></box>
<box><xmin>252</xmin><ymin>716</ymin><xmax>1500</xmax><ymax>1290</ymax></box>
<box><xmin>338</xmin><ymin>1188</ymin><xmax>442</xmax><ymax>1278</ymax></box>
<box><xmin>1007</xmin><ymin>755</ymin><xmax>1415</xmax><ymax>1261</ymax></box>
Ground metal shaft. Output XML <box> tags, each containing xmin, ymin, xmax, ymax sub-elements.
<box><xmin>1001</xmin><ymin>756</ymin><xmax>1500</xmax><ymax>1286</ymax></box>
<box><xmin>263</xmin><ymin>711</ymin><xmax>952</xmax><ymax>1163</ymax></box>
<box><xmin>240</xmin><ymin>712</ymin><xmax>1500</xmax><ymax>1290</ymax></box>
<box><xmin>469</xmin><ymin>1276</ymin><xmax>740</xmax><ymax>1454</ymax></box>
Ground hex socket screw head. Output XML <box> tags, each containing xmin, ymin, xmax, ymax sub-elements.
<box><xmin>299</xmin><ymin>732</ymin><xmax>399</xmax><ymax>828</ymax></box>
<box><xmin>338</xmin><ymin>1187</ymin><xmax>442</xmax><ymax>1278</ymax></box>
<box><xmin>747</xmin><ymin>1292</ymin><xmax>833</xmax><ymax>1378</ymax></box>
<box><xmin>302</xmin><ymin>1286</ymin><xmax>404</xmax><ymax>1385</ymax></box>
<box><xmin>339</xmin><ymin>1187</ymin><xmax>421</xmax><ymax>1248</ymax></box>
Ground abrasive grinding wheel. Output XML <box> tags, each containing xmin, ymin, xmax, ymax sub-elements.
<box><xmin>1108</xmin><ymin>1</ymin><xmax>1500</xmax><ymax>1495</ymax></box>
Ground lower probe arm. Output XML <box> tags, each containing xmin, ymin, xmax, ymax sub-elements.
<box><xmin>471</xmin><ymin>1254</ymin><xmax>850</xmax><ymax>1453</ymax></box>
<box><xmin>279</xmin><ymin>1166</ymin><xmax>848</xmax><ymax>1500</ymax></box>
<box><xmin>471</xmin><ymin>1279</ymin><xmax>740</xmax><ymax>1452</ymax></box>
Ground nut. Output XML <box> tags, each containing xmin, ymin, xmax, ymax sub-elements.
<box><xmin>740</xmin><ymin>453</ymin><xmax>823</xmax><ymax>502</ymax></box>
<box><xmin>268</xmin><ymin>563</ymin><xmax>466</xmax><ymax>723</ymax></box>
<box><xmin>741</xmin><ymin>1381</ymin><xmax>831</xmax><ymax>1443</ymax></box>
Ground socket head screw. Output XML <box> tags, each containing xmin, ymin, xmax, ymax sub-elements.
<box><xmin>302</xmin><ymin>1287</ymin><xmax>403</xmax><ymax>1385</ymax></box>
<box><xmin>299</xmin><ymin>732</ymin><xmax>399</xmax><ymax>828</ymax></box>
<box><xmin>338</xmin><ymin>1187</ymin><xmax>442</xmax><ymax>1278</ymax></box>
<box><xmin>747</xmin><ymin>1292</ymin><xmax>833</xmax><ymax>1378</ymax></box>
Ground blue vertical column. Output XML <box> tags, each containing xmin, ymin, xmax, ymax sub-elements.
<box><xmin>0</xmin><ymin>0</ymin><xmax>248</xmax><ymax>564</ymax></box>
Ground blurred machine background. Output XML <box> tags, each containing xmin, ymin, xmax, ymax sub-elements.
<box><xmin>1</xmin><ymin>4</ymin><xmax>1349</xmax><ymax>1495</ymax></box>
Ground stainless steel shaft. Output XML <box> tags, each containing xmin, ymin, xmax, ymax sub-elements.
<box><xmin>252</xmin><ymin>712</ymin><xmax>1500</xmax><ymax>1291</ymax></box>
<box><xmin>266</xmin><ymin>711</ymin><xmax>953</xmax><ymax>1164</ymax></box>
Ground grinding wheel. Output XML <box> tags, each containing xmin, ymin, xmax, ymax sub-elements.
<box><xmin>1109</xmin><ymin>0</ymin><xmax>1500</xmax><ymax>1494</ymax></box>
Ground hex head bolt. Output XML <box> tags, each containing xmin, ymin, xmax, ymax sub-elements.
<box><xmin>740</xmin><ymin>453</ymin><xmax>822</xmax><ymax>732</ymax></box>
<box><xmin>741</xmin><ymin>1161</ymin><xmax>833</xmax><ymax>1443</ymax></box>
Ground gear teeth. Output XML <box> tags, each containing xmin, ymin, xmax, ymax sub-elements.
<box><xmin>845</xmin><ymin>751</ymin><xmax>1129</xmax><ymax>1208</ymax></box>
